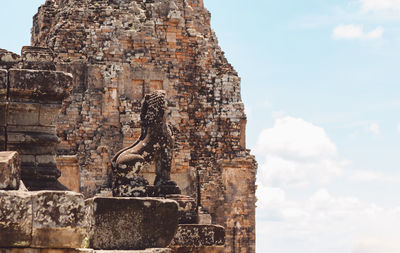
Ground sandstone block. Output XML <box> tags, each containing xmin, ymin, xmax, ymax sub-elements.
<box><xmin>7</xmin><ymin>102</ymin><xmax>40</xmax><ymax>126</ymax></box>
<box><xmin>8</xmin><ymin>69</ymin><xmax>72</xmax><ymax>102</ymax></box>
<box><xmin>0</xmin><ymin>151</ymin><xmax>21</xmax><ymax>190</ymax></box>
<box><xmin>0</xmin><ymin>190</ymin><xmax>32</xmax><ymax>247</ymax></box>
<box><xmin>31</xmin><ymin>191</ymin><xmax>86</xmax><ymax>248</ymax></box>
<box><xmin>39</xmin><ymin>104</ymin><xmax>62</xmax><ymax>126</ymax></box>
<box><xmin>86</xmin><ymin>197</ymin><xmax>179</xmax><ymax>250</ymax></box>
<box><xmin>170</xmin><ymin>225</ymin><xmax>225</xmax><ymax>247</ymax></box>
<box><xmin>7</xmin><ymin>132</ymin><xmax>59</xmax><ymax>150</ymax></box>
<box><xmin>21</xmin><ymin>46</ymin><xmax>55</xmax><ymax>70</ymax></box>
<box><xmin>0</xmin><ymin>49</ymin><xmax>20</xmax><ymax>69</ymax></box>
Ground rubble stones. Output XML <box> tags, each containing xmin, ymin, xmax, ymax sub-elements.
<box><xmin>85</xmin><ymin>197</ymin><xmax>179</xmax><ymax>250</ymax></box>
<box><xmin>0</xmin><ymin>151</ymin><xmax>21</xmax><ymax>190</ymax></box>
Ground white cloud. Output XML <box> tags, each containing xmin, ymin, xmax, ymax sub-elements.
<box><xmin>368</xmin><ymin>122</ymin><xmax>381</xmax><ymax>135</ymax></box>
<box><xmin>332</xmin><ymin>24</ymin><xmax>383</xmax><ymax>40</ymax></box>
<box><xmin>255</xmin><ymin>116</ymin><xmax>400</xmax><ymax>252</ymax></box>
<box><xmin>397</xmin><ymin>123</ymin><xmax>400</xmax><ymax>132</ymax></box>
<box><xmin>255</xmin><ymin>117</ymin><xmax>343</xmax><ymax>187</ymax></box>
<box><xmin>360</xmin><ymin>0</ymin><xmax>400</xmax><ymax>12</ymax></box>
<box><xmin>257</xmin><ymin>187</ymin><xmax>400</xmax><ymax>253</ymax></box>
<box><xmin>349</xmin><ymin>169</ymin><xmax>400</xmax><ymax>183</ymax></box>
<box><xmin>354</xmin><ymin>237</ymin><xmax>400</xmax><ymax>253</ymax></box>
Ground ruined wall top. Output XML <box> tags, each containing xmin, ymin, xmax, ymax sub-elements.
<box><xmin>32</xmin><ymin>0</ymin><xmax>236</xmax><ymax>75</ymax></box>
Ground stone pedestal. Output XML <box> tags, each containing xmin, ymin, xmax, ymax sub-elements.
<box><xmin>85</xmin><ymin>197</ymin><xmax>179</xmax><ymax>250</ymax></box>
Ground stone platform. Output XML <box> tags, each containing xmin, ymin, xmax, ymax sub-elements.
<box><xmin>86</xmin><ymin>197</ymin><xmax>179</xmax><ymax>250</ymax></box>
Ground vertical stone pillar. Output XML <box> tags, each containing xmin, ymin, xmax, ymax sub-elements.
<box><xmin>6</xmin><ymin>68</ymin><xmax>72</xmax><ymax>190</ymax></box>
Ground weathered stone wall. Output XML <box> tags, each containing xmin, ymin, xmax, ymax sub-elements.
<box><xmin>31</xmin><ymin>0</ymin><xmax>257</xmax><ymax>251</ymax></box>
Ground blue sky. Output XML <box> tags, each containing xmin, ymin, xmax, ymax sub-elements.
<box><xmin>206</xmin><ymin>0</ymin><xmax>400</xmax><ymax>252</ymax></box>
<box><xmin>2</xmin><ymin>0</ymin><xmax>400</xmax><ymax>252</ymax></box>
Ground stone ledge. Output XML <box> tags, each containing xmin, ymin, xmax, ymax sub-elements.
<box><xmin>8</xmin><ymin>69</ymin><xmax>72</xmax><ymax>102</ymax></box>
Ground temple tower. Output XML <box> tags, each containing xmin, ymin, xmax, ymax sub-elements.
<box><xmin>31</xmin><ymin>0</ymin><xmax>257</xmax><ymax>252</ymax></box>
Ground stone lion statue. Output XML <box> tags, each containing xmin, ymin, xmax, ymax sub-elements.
<box><xmin>111</xmin><ymin>90</ymin><xmax>176</xmax><ymax>196</ymax></box>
